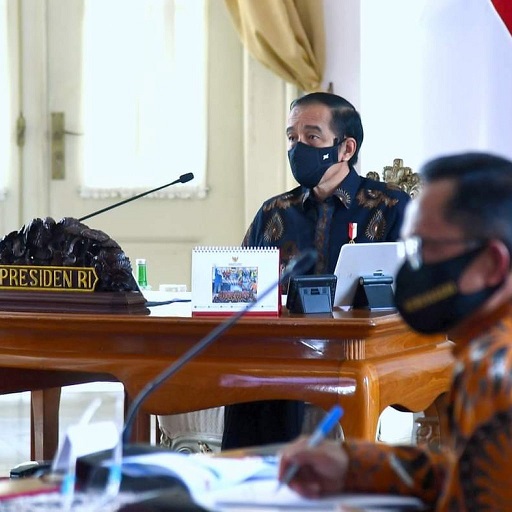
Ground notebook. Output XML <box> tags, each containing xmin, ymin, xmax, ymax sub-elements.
<box><xmin>333</xmin><ymin>242</ymin><xmax>404</xmax><ymax>308</ymax></box>
<box><xmin>117</xmin><ymin>451</ymin><xmax>425</xmax><ymax>511</ymax></box>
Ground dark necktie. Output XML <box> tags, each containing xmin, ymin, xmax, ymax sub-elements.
<box><xmin>313</xmin><ymin>200</ymin><xmax>335</xmax><ymax>274</ymax></box>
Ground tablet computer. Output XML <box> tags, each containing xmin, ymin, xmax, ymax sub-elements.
<box><xmin>333</xmin><ymin>242</ymin><xmax>404</xmax><ymax>308</ymax></box>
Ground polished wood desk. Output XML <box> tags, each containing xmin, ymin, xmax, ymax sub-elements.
<box><xmin>0</xmin><ymin>309</ymin><xmax>454</xmax><ymax>460</ymax></box>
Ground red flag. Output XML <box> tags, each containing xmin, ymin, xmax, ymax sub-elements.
<box><xmin>491</xmin><ymin>0</ymin><xmax>512</xmax><ymax>36</ymax></box>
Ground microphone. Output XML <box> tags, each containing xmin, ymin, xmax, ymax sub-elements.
<box><xmin>78</xmin><ymin>173</ymin><xmax>194</xmax><ymax>222</ymax></box>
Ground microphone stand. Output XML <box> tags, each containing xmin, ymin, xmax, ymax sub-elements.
<box><xmin>78</xmin><ymin>172</ymin><xmax>194</xmax><ymax>222</ymax></box>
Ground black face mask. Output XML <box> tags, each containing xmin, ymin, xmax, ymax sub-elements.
<box><xmin>394</xmin><ymin>246</ymin><xmax>500</xmax><ymax>334</ymax></box>
<box><xmin>288</xmin><ymin>141</ymin><xmax>340</xmax><ymax>188</ymax></box>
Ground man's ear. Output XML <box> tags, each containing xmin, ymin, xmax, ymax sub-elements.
<box><xmin>460</xmin><ymin>239</ymin><xmax>509</xmax><ymax>294</ymax></box>
<box><xmin>339</xmin><ymin>138</ymin><xmax>356</xmax><ymax>163</ymax></box>
<box><xmin>483</xmin><ymin>239</ymin><xmax>510</xmax><ymax>286</ymax></box>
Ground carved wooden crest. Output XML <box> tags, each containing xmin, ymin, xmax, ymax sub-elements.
<box><xmin>0</xmin><ymin>217</ymin><xmax>147</xmax><ymax>314</ymax></box>
<box><xmin>366</xmin><ymin>158</ymin><xmax>422</xmax><ymax>198</ymax></box>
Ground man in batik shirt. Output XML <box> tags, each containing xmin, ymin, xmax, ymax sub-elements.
<box><xmin>222</xmin><ymin>92</ymin><xmax>411</xmax><ymax>450</ymax></box>
<box><xmin>279</xmin><ymin>152</ymin><xmax>512</xmax><ymax>511</ymax></box>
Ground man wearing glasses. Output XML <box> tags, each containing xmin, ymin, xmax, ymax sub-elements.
<box><xmin>279</xmin><ymin>152</ymin><xmax>512</xmax><ymax>510</ymax></box>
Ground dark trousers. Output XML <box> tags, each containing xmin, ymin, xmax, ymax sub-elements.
<box><xmin>221</xmin><ymin>399</ymin><xmax>305</xmax><ymax>450</ymax></box>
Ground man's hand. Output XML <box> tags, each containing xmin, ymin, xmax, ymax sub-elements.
<box><xmin>278</xmin><ymin>437</ymin><xmax>349</xmax><ymax>498</ymax></box>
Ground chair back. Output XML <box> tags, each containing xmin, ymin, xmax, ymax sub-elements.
<box><xmin>366</xmin><ymin>158</ymin><xmax>421</xmax><ymax>198</ymax></box>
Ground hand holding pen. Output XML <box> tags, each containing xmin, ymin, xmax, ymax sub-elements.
<box><xmin>277</xmin><ymin>405</ymin><xmax>345</xmax><ymax>496</ymax></box>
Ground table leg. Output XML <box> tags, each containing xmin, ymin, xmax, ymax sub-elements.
<box><xmin>338</xmin><ymin>363</ymin><xmax>381</xmax><ymax>441</ymax></box>
<box><xmin>131</xmin><ymin>411</ymin><xmax>151</xmax><ymax>443</ymax></box>
<box><xmin>31</xmin><ymin>388</ymin><xmax>61</xmax><ymax>461</ymax></box>
<box><xmin>124</xmin><ymin>390</ymin><xmax>151</xmax><ymax>444</ymax></box>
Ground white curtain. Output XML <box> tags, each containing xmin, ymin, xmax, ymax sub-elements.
<box><xmin>419</xmin><ymin>0</ymin><xmax>512</xmax><ymax>163</ymax></box>
<box><xmin>360</xmin><ymin>0</ymin><xmax>427</xmax><ymax>173</ymax></box>
<box><xmin>81</xmin><ymin>0</ymin><xmax>207</xmax><ymax>199</ymax></box>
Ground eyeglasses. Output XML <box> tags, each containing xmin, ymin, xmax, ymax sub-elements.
<box><xmin>398</xmin><ymin>236</ymin><xmax>487</xmax><ymax>270</ymax></box>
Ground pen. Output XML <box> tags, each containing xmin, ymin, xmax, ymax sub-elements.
<box><xmin>277</xmin><ymin>404</ymin><xmax>344</xmax><ymax>491</ymax></box>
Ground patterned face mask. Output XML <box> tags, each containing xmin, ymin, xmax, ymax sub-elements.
<box><xmin>288</xmin><ymin>141</ymin><xmax>340</xmax><ymax>188</ymax></box>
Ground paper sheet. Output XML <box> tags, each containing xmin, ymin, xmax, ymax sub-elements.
<box><xmin>119</xmin><ymin>453</ymin><xmax>425</xmax><ymax>511</ymax></box>
<box><xmin>200</xmin><ymin>479</ymin><xmax>425</xmax><ymax>510</ymax></box>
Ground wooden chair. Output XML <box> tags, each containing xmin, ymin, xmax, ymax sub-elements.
<box><xmin>366</xmin><ymin>158</ymin><xmax>422</xmax><ymax>198</ymax></box>
<box><xmin>157</xmin><ymin>403</ymin><xmax>344</xmax><ymax>454</ymax></box>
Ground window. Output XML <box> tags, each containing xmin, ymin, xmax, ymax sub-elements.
<box><xmin>81</xmin><ymin>0</ymin><xmax>207</xmax><ymax>199</ymax></box>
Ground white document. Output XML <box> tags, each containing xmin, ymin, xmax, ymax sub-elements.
<box><xmin>209</xmin><ymin>479</ymin><xmax>425</xmax><ymax>510</ymax></box>
<box><xmin>118</xmin><ymin>452</ymin><xmax>425</xmax><ymax>511</ymax></box>
<box><xmin>120</xmin><ymin>453</ymin><xmax>277</xmax><ymax>495</ymax></box>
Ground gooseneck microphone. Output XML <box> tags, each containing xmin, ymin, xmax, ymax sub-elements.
<box><xmin>78</xmin><ymin>172</ymin><xmax>194</xmax><ymax>222</ymax></box>
<box><xmin>121</xmin><ymin>248</ymin><xmax>317</xmax><ymax>444</ymax></box>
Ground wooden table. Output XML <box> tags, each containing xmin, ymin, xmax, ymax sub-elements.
<box><xmin>0</xmin><ymin>308</ymin><xmax>454</xmax><ymax>460</ymax></box>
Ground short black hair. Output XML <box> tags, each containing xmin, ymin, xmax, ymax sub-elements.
<box><xmin>290</xmin><ymin>92</ymin><xmax>364</xmax><ymax>165</ymax></box>
<box><xmin>421</xmin><ymin>152</ymin><xmax>512</xmax><ymax>255</ymax></box>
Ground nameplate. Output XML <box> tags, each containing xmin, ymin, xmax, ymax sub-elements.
<box><xmin>0</xmin><ymin>265</ymin><xmax>99</xmax><ymax>292</ymax></box>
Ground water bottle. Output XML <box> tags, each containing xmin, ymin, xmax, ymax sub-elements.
<box><xmin>136</xmin><ymin>258</ymin><xmax>151</xmax><ymax>290</ymax></box>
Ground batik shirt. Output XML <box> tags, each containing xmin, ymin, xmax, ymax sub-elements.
<box><xmin>343</xmin><ymin>303</ymin><xmax>512</xmax><ymax>511</ymax></box>
<box><xmin>243</xmin><ymin>167</ymin><xmax>410</xmax><ymax>276</ymax></box>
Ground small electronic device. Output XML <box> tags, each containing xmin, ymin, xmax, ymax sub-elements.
<box><xmin>10</xmin><ymin>460</ymin><xmax>52</xmax><ymax>478</ymax></box>
<box><xmin>286</xmin><ymin>274</ymin><xmax>337</xmax><ymax>314</ymax></box>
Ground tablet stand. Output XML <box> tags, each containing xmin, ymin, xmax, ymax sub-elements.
<box><xmin>353</xmin><ymin>273</ymin><xmax>396</xmax><ymax>311</ymax></box>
